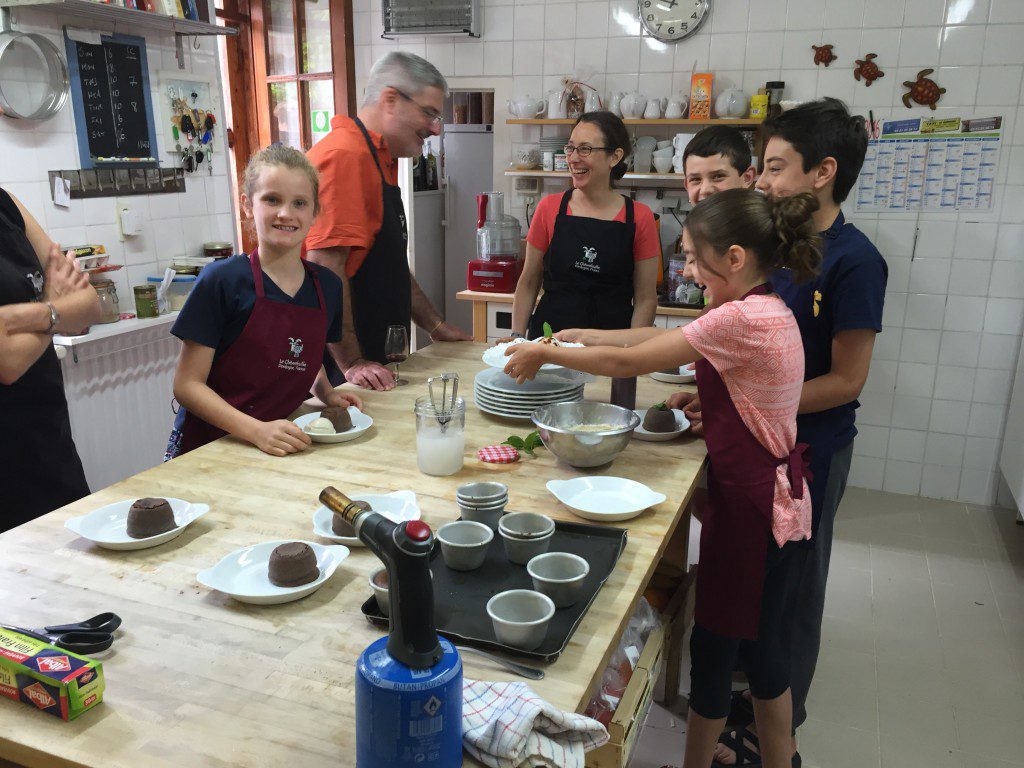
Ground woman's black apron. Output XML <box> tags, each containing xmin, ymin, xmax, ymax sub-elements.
<box><xmin>0</xmin><ymin>189</ymin><xmax>89</xmax><ymax>531</ymax></box>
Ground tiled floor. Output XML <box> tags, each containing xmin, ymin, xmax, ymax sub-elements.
<box><xmin>628</xmin><ymin>487</ymin><xmax>1024</xmax><ymax>768</ymax></box>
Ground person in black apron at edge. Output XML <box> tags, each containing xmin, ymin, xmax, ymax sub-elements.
<box><xmin>305</xmin><ymin>52</ymin><xmax>471</xmax><ymax>391</ymax></box>
<box><xmin>0</xmin><ymin>187</ymin><xmax>101</xmax><ymax>532</ymax></box>
<box><xmin>505</xmin><ymin>111</ymin><xmax>661</xmax><ymax>340</ymax></box>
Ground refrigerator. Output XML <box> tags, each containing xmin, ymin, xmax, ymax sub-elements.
<box><xmin>421</xmin><ymin>124</ymin><xmax>495</xmax><ymax>334</ymax></box>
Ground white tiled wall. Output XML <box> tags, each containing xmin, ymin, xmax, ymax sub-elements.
<box><xmin>353</xmin><ymin>0</ymin><xmax>1023</xmax><ymax>507</ymax></box>
<box><xmin>0</xmin><ymin>7</ymin><xmax>237</xmax><ymax>310</ymax></box>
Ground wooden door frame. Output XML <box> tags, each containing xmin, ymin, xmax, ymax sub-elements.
<box><xmin>217</xmin><ymin>0</ymin><xmax>355</xmax><ymax>250</ymax></box>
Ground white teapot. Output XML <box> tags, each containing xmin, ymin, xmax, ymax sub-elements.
<box><xmin>665</xmin><ymin>93</ymin><xmax>689</xmax><ymax>119</ymax></box>
<box><xmin>643</xmin><ymin>97</ymin><xmax>667</xmax><ymax>119</ymax></box>
<box><xmin>618</xmin><ymin>91</ymin><xmax>647</xmax><ymax>119</ymax></box>
<box><xmin>606</xmin><ymin>91</ymin><xmax>624</xmax><ymax>116</ymax></box>
<box><xmin>507</xmin><ymin>95</ymin><xmax>545</xmax><ymax>118</ymax></box>
<box><xmin>546</xmin><ymin>89</ymin><xmax>568</xmax><ymax>119</ymax></box>
<box><xmin>715</xmin><ymin>88</ymin><xmax>748</xmax><ymax>119</ymax></box>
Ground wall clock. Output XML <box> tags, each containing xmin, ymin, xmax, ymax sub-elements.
<box><xmin>638</xmin><ymin>0</ymin><xmax>710</xmax><ymax>43</ymax></box>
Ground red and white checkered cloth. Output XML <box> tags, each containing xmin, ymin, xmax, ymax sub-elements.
<box><xmin>463</xmin><ymin>679</ymin><xmax>608</xmax><ymax>768</ymax></box>
<box><xmin>477</xmin><ymin>445</ymin><xmax>520</xmax><ymax>464</ymax></box>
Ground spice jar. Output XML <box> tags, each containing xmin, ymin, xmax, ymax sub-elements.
<box><xmin>134</xmin><ymin>284</ymin><xmax>159</xmax><ymax>319</ymax></box>
<box><xmin>202</xmin><ymin>242</ymin><xmax>234</xmax><ymax>260</ymax></box>
<box><xmin>91</xmin><ymin>279</ymin><xmax>120</xmax><ymax>324</ymax></box>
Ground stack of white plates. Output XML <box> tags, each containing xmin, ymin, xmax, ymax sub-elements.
<box><xmin>473</xmin><ymin>368</ymin><xmax>584</xmax><ymax>421</ymax></box>
<box><xmin>538</xmin><ymin>135</ymin><xmax>569</xmax><ymax>152</ymax></box>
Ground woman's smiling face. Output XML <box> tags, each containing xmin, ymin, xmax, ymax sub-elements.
<box><xmin>565</xmin><ymin>122</ymin><xmax>621</xmax><ymax>191</ymax></box>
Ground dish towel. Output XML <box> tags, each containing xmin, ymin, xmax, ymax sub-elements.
<box><xmin>463</xmin><ymin>679</ymin><xmax>609</xmax><ymax>768</ymax></box>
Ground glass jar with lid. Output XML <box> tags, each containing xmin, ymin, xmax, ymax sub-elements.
<box><xmin>91</xmin><ymin>279</ymin><xmax>120</xmax><ymax>324</ymax></box>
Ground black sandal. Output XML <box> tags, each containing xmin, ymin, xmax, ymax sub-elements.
<box><xmin>711</xmin><ymin>727</ymin><xmax>802</xmax><ymax>767</ymax></box>
<box><xmin>726</xmin><ymin>690</ymin><xmax>755</xmax><ymax>727</ymax></box>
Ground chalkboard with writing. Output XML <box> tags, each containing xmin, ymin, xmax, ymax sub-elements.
<box><xmin>64</xmin><ymin>32</ymin><xmax>160</xmax><ymax>168</ymax></box>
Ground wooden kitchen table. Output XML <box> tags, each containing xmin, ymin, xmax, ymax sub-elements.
<box><xmin>0</xmin><ymin>342</ymin><xmax>705</xmax><ymax>768</ymax></box>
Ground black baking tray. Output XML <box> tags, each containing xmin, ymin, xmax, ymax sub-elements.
<box><xmin>360</xmin><ymin>520</ymin><xmax>628</xmax><ymax>662</ymax></box>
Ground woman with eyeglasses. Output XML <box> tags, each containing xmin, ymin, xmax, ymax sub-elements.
<box><xmin>508</xmin><ymin>111</ymin><xmax>660</xmax><ymax>339</ymax></box>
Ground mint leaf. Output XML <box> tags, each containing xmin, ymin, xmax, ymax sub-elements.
<box><xmin>504</xmin><ymin>436</ymin><xmax>526</xmax><ymax>450</ymax></box>
<box><xmin>542</xmin><ymin>322</ymin><xmax>553</xmax><ymax>338</ymax></box>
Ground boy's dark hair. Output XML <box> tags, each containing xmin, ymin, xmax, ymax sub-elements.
<box><xmin>575</xmin><ymin>111</ymin><xmax>631</xmax><ymax>184</ymax></box>
<box><xmin>682</xmin><ymin>126</ymin><xmax>752</xmax><ymax>175</ymax></box>
<box><xmin>762</xmin><ymin>97</ymin><xmax>868</xmax><ymax>204</ymax></box>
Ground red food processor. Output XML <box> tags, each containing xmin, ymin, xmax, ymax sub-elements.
<box><xmin>467</xmin><ymin>191</ymin><xmax>523</xmax><ymax>293</ymax></box>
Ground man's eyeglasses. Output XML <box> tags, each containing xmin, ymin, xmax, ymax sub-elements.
<box><xmin>563</xmin><ymin>144</ymin><xmax>611</xmax><ymax>157</ymax></box>
<box><xmin>391</xmin><ymin>87</ymin><xmax>444</xmax><ymax>126</ymax></box>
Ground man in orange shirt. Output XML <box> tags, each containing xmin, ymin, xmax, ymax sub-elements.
<box><xmin>306</xmin><ymin>52</ymin><xmax>470</xmax><ymax>390</ymax></box>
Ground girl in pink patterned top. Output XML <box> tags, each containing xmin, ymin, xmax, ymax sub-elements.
<box><xmin>506</xmin><ymin>188</ymin><xmax>822</xmax><ymax>768</ymax></box>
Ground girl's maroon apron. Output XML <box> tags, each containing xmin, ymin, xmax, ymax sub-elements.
<box><xmin>176</xmin><ymin>249</ymin><xmax>327</xmax><ymax>455</ymax></box>
<box><xmin>694</xmin><ymin>284</ymin><xmax>810</xmax><ymax>640</ymax></box>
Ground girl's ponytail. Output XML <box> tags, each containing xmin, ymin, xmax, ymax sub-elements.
<box><xmin>684</xmin><ymin>188</ymin><xmax>823</xmax><ymax>285</ymax></box>
<box><xmin>770</xmin><ymin>193</ymin><xmax>822</xmax><ymax>284</ymax></box>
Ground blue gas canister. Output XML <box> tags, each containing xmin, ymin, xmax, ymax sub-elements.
<box><xmin>320</xmin><ymin>488</ymin><xmax>463</xmax><ymax>768</ymax></box>
<box><xmin>355</xmin><ymin>636</ymin><xmax>462</xmax><ymax>766</ymax></box>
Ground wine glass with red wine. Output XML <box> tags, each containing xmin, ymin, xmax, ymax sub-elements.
<box><xmin>384</xmin><ymin>324</ymin><xmax>409</xmax><ymax>386</ymax></box>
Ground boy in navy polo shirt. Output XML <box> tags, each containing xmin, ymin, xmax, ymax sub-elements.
<box><xmin>721</xmin><ymin>98</ymin><xmax>885</xmax><ymax>759</ymax></box>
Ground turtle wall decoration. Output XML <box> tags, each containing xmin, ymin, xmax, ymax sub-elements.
<box><xmin>902</xmin><ymin>69</ymin><xmax>946</xmax><ymax>109</ymax></box>
<box><xmin>854</xmin><ymin>53</ymin><xmax>885</xmax><ymax>86</ymax></box>
<box><xmin>812</xmin><ymin>44</ymin><xmax>837</xmax><ymax>67</ymax></box>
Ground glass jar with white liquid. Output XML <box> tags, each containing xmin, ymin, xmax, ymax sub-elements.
<box><xmin>415</xmin><ymin>395</ymin><xmax>466</xmax><ymax>476</ymax></box>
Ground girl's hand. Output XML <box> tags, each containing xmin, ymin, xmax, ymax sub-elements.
<box><xmin>666</xmin><ymin>391</ymin><xmax>704</xmax><ymax>437</ymax></box>
<box><xmin>554</xmin><ymin>328</ymin><xmax>594</xmax><ymax>345</ymax></box>
<box><xmin>504</xmin><ymin>342</ymin><xmax>548</xmax><ymax>384</ymax></box>
<box><xmin>324</xmin><ymin>389</ymin><xmax>364</xmax><ymax>411</ymax></box>
<box><xmin>251</xmin><ymin>419</ymin><xmax>311</xmax><ymax>456</ymax></box>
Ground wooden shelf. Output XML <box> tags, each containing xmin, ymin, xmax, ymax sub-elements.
<box><xmin>0</xmin><ymin>0</ymin><xmax>238</xmax><ymax>36</ymax></box>
<box><xmin>507</xmin><ymin>118</ymin><xmax>763</xmax><ymax>127</ymax></box>
<box><xmin>505</xmin><ymin>170</ymin><xmax>686</xmax><ymax>183</ymax></box>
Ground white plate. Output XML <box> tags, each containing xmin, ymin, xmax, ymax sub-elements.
<box><xmin>293</xmin><ymin>407</ymin><xmax>373</xmax><ymax>443</ymax></box>
<box><xmin>649</xmin><ymin>363</ymin><xmax>697</xmax><ymax>384</ymax></box>
<box><xmin>474</xmin><ymin>368</ymin><xmax>584</xmax><ymax>396</ymax></box>
<box><xmin>475</xmin><ymin>382</ymin><xmax>584</xmax><ymax>403</ymax></box>
<box><xmin>632</xmin><ymin>408</ymin><xmax>691</xmax><ymax>441</ymax></box>
<box><xmin>196</xmin><ymin>540</ymin><xmax>349</xmax><ymax>605</ymax></box>
<box><xmin>311</xmin><ymin>491</ymin><xmax>421</xmax><ymax>547</ymax></box>
<box><xmin>482</xmin><ymin>338</ymin><xmax>584</xmax><ymax>372</ymax></box>
<box><xmin>473</xmin><ymin>387</ymin><xmax>584</xmax><ymax>414</ymax></box>
<box><xmin>65</xmin><ymin>498</ymin><xmax>211</xmax><ymax>550</ymax></box>
<box><xmin>473</xmin><ymin>386</ymin><xmax>583</xmax><ymax>409</ymax></box>
<box><xmin>474</xmin><ymin>398</ymin><xmax>535</xmax><ymax>421</ymax></box>
<box><xmin>546</xmin><ymin>477</ymin><xmax>666</xmax><ymax>522</ymax></box>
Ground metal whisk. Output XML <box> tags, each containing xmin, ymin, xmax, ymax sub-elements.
<box><xmin>427</xmin><ymin>372</ymin><xmax>459</xmax><ymax>433</ymax></box>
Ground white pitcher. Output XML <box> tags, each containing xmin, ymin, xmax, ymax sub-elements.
<box><xmin>584</xmin><ymin>89</ymin><xmax>602</xmax><ymax>113</ymax></box>
<box><xmin>618</xmin><ymin>91</ymin><xmax>647</xmax><ymax>119</ymax></box>
<box><xmin>546</xmin><ymin>90</ymin><xmax>568</xmax><ymax>119</ymax></box>
<box><xmin>606</xmin><ymin>91</ymin><xmax>624</xmax><ymax>117</ymax></box>
<box><xmin>643</xmin><ymin>97</ymin><xmax>667</xmax><ymax>119</ymax></box>
<box><xmin>665</xmin><ymin>93</ymin><xmax>689</xmax><ymax>119</ymax></box>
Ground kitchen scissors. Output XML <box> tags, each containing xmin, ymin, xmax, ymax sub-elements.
<box><xmin>1</xmin><ymin>612</ymin><xmax>121</xmax><ymax>655</ymax></box>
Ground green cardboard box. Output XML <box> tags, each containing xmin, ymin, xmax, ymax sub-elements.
<box><xmin>0</xmin><ymin>627</ymin><xmax>104</xmax><ymax>720</ymax></box>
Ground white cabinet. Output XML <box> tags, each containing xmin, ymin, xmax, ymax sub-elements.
<box><xmin>56</xmin><ymin>318</ymin><xmax>181</xmax><ymax>492</ymax></box>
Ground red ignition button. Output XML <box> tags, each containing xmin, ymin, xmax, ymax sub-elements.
<box><xmin>405</xmin><ymin>521</ymin><xmax>432</xmax><ymax>542</ymax></box>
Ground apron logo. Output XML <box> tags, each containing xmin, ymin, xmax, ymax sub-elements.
<box><xmin>813</xmin><ymin>290</ymin><xmax>822</xmax><ymax>318</ymax></box>
<box><xmin>278</xmin><ymin>337</ymin><xmax>308</xmax><ymax>372</ymax></box>
<box><xmin>575</xmin><ymin>246</ymin><xmax>601</xmax><ymax>273</ymax></box>
<box><xmin>26</xmin><ymin>270</ymin><xmax>44</xmax><ymax>299</ymax></box>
